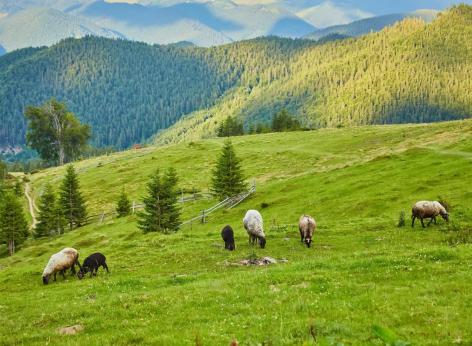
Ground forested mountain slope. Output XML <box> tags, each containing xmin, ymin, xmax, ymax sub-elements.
<box><xmin>0</xmin><ymin>37</ymin><xmax>313</xmax><ymax>148</ymax></box>
<box><xmin>1</xmin><ymin>5</ymin><xmax>471</xmax><ymax>149</ymax></box>
<box><xmin>155</xmin><ymin>5</ymin><xmax>472</xmax><ymax>144</ymax></box>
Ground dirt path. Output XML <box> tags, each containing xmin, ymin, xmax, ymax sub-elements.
<box><xmin>24</xmin><ymin>182</ymin><xmax>38</xmax><ymax>229</ymax></box>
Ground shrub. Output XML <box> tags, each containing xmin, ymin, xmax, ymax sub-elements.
<box><xmin>397</xmin><ymin>211</ymin><xmax>406</xmax><ymax>227</ymax></box>
<box><xmin>116</xmin><ymin>189</ymin><xmax>131</xmax><ymax>217</ymax></box>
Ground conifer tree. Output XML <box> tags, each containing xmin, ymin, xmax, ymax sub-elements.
<box><xmin>0</xmin><ymin>192</ymin><xmax>29</xmax><ymax>255</ymax></box>
<box><xmin>211</xmin><ymin>140</ymin><xmax>246</xmax><ymax>200</ymax></box>
<box><xmin>59</xmin><ymin>165</ymin><xmax>87</xmax><ymax>230</ymax></box>
<box><xmin>116</xmin><ymin>189</ymin><xmax>131</xmax><ymax>217</ymax></box>
<box><xmin>35</xmin><ymin>184</ymin><xmax>65</xmax><ymax>238</ymax></box>
<box><xmin>137</xmin><ymin>168</ymin><xmax>180</xmax><ymax>233</ymax></box>
<box><xmin>0</xmin><ymin>159</ymin><xmax>7</xmax><ymax>180</ymax></box>
<box><xmin>14</xmin><ymin>181</ymin><xmax>23</xmax><ymax>197</ymax></box>
<box><xmin>160</xmin><ymin>168</ymin><xmax>180</xmax><ymax>231</ymax></box>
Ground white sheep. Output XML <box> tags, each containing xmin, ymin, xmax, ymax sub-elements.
<box><xmin>412</xmin><ymin>201</ymin><xmax>449</xmax><ymax>228</ymax></box>
<box><xmin>299</xmin><ymin>215</ymin><xmax>316</xmax><ymax>247</ymax></box>
<box><xmin>42</xmin><ymin>247</ymin><xmax>81</xmax><ymax>285</ymax></box>
<box><xmin>243</xmin><ymin>210</ymin><xmax>266</xmax><ymax>248</ymax></box>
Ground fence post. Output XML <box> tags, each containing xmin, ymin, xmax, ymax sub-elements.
<box><xmin>100</xmin><ymin>211</ymin><xmax>105</xmax><ymax>224</ymax></box>
<box><xmin>132</xmin><ymin>201</ymin><xmax>135</xmax><ymax>214</ymax></box>
<box><xmin>201</xmin><ymin>210</ymin><xmax>206</xmax><ymax>224</ymax></box>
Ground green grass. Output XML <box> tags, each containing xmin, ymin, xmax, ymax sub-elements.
<box><xmin>1</xmin><ymin>120</ymin><xmax>472</xmax><ymax>345</ymax></box>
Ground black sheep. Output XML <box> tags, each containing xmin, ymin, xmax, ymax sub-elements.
<box><xmin>221</xmin><ymin>225</ymin><xmax>235</xmax><ymax>251</ymax></box>
<box><xmin>77</xmin><ymin>253</ymin><xmax>109</xmax><ymax>279</ymax></box>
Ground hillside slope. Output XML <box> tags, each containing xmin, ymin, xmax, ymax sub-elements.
<box><xmin>155</xmin><ymin>5</ymin><xmax>472</xmax><ymax>144</ymax></box>
<box><xmin>1</xmin><ymin>120</ymin><xmax>471</xmax><ymax>344</ymax></box>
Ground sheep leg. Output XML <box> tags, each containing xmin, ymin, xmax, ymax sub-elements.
<box><xmin>411</xmin><ymin>216</ymin><xmax>416</xmax><ymax>227</ymax></box>
<box><xmin>70</xmin><ymin>264</ymin><xmax>76</xmax><ymax>275</ymax></box>
<box><xmin>61</xmin><ymin>270</ymin><xmax>66</xmax><ymax>280</ymax></box>
<box><xmin>433</xmin><ymin>216</ymin><xmax>437</xmax><ymax>224</ymax></box>
<box><xmin>103</xmin><ymin>262</ymin><xmax>109</xmax><ymax>273</ymax></box>
<box><xmin>428</xmin><ymin>217</ymin><xmax>434</xmax><ymax>226</ymax></box>
<box><xmin>53</xmin><ymin>272</ymin><xmax>57</xmax><ymax>281</ymax></box>
<box><xmin>300</xmin><ymin>229</ymin><xmax>304</xmax><ymax>243</ymax></box>
<box><xmin>420</xmin><ymin>218</ymin><xmax>425</xmax><ymax>228</ymax></box>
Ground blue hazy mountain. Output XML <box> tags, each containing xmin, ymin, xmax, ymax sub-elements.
<box><xmin>305</xmin><ymin>9</ymin><xmax>439</xmax><ymax>41</ymax></box>
<box><xmin>0</xmin><ymin>7</ymin><xmax>124</xmax><ymax>51</ymax></box>
<box><xmin>69</xmin><ymin>0</ymin><xmax>316</xmax><ymax>45</ymax></box>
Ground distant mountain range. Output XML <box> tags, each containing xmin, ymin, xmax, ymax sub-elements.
<box><xmin>304</xmin><ymin>9</ymin><xmax>439</xmax><ymax>41</ymax></box>
<box><xmin>0</xmin><ymin>0</ymin><xmax>463</xmax><ymax>52</ymax></box>
<box><xmin>0</xmin><ymin>7</ymin><xmax>123</xmax><ymax>52</ymax></box>
<box><xmin>1</xmin><ymin>5</ymin><xmax>471</xmax><ymax>150</ymax></box>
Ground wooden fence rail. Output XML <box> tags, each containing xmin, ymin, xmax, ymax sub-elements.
<box><xmin>85</xmin><ymin>183</ymin><xmax>256</xmax><ymax>227</ymax></box>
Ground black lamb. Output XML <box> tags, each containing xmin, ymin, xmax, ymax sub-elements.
<box><xmin>221</xmin><ymin>225</ymin><xmax>235</xmax><ymax>251</ymax></box>
<box><xmin>77</xmin><ymin>252</ymin><xmax>109</xmax><ymax>279</ymax></box>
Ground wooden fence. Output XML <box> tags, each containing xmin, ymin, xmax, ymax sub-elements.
<box><xmin>85</xmin><ymin>182</ymin><xmax>256</xmax><ymax>227</ymax></box>
<box><xmin>180</xmin><ymin>182</ymin><xmax>256</xmax><ymax>227</ymax></box>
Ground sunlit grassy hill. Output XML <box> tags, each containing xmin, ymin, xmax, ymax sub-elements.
<box><xmin>1</xmin><ymin>120</ymin><xmax>472</xmax><ymax>345</ymax></box>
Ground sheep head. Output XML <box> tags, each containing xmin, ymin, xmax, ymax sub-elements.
<box><xmin>77</xmin><ymin>267</ymin><xmax>88</xmax><ymax>280</ymax></box>
<box><xmin>42</xmin><ymin>275</ymin><xmax>50</xmax><ymax>285</ymax></box>
<box><xmin>304</xmin><ymin>237</ymin><xmax>312</xmax><ymax>248</ymax></box>
<box><xmin>258</xmin><ymin>237</ymin><xmax>266</xmax><ymax>249</ymax></box>
<box><xmin>441</xmin><ymin>212</ymin><xmax>449</xmax><ymax>222</ymax></box>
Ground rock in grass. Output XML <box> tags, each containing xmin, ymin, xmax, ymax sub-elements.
<box><xmin>239</xmin><ymin>256</ymin><xmax>286</xmax><ymax>266</ymax></box>
<box><xmin>57</xmin><ymin>325</ymin><xmax>84</xmax><ymax>335</ymax></box>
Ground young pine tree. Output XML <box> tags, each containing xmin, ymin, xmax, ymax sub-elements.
<box><xmin>14</xmin><ymin>180</ymin><xmax>23</xmax><ymax>197</ymax></box>
<box><xmin>137</xmin><ymin>168</ymin><xmax>180</xmax><ymax>233</ymax></box>
<box><xmin>59</xmin><ymin>165</ymin><xmax>87</xmax><ymax>230</ymax></box>
<box><xmin>211</xmin><ymin>140</ymin><xmax>246</xmax><ymax>200</ymax></box>
<box><xmin>35</xmin><ymin>184</ymin><xmax>65</xmax><ymax>238</ymax></box>
<box><xmin>116</xmin><ymin>189</ymin><xmax>131</xmax><ymax>217</ymax></box>
<box><xmin>0</xmin><ymin>192</ymin><xmax>29</xmax><ymax>255</ymax></box>
<box><xmin>160</xmin><ymin>168</ymin><xmax>180</xmax><ymax>232</ymax></box>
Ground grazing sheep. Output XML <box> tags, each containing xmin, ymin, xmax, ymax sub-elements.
<box><xmin>299</xmin><ymin>215</ymin><xmax>316</xmax><ymax>247</ymax></box>
<box><xmin>221</xmin><ymin>225</ymin><xmax>235</xmax><ymax>251</ymax></box>
<box><xmin>243</xmin><ymin>210</ymin><xmax>266</xmax><ymax>248</ymax></box>
<box><xmin>412</xmin><ymin>201</ymin><xmax>449</xmax><ymax>228</ymax></box>
<box><xmin>42</xmin><ymin>248</ymin><xmax>81</xmax><ymax>285</ymax></box>
<box><xmin>77</xmin><ymin>253</ymin><xmax>109</xmax><ymax>279</ymax></box>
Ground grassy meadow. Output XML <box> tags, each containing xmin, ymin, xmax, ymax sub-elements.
<box><xmin>1</xmin><ymin>120</ymin><xmax>472</xmax><ymax>345</ymax></box>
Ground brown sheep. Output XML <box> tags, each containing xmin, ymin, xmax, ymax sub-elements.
<box><xmin>42</xmin><ymin>248</ymin><xmax>81</xmax><ymax>284</ymax></box>
<box><xmin>299</xmin><ymin>215</ymin><xmax>316</xmax><ymax>247</ymax></box>
<box><xmin>412</xmin><ymin>201</ymin><xmax>449</xmax><ymax>228</ymax></box>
